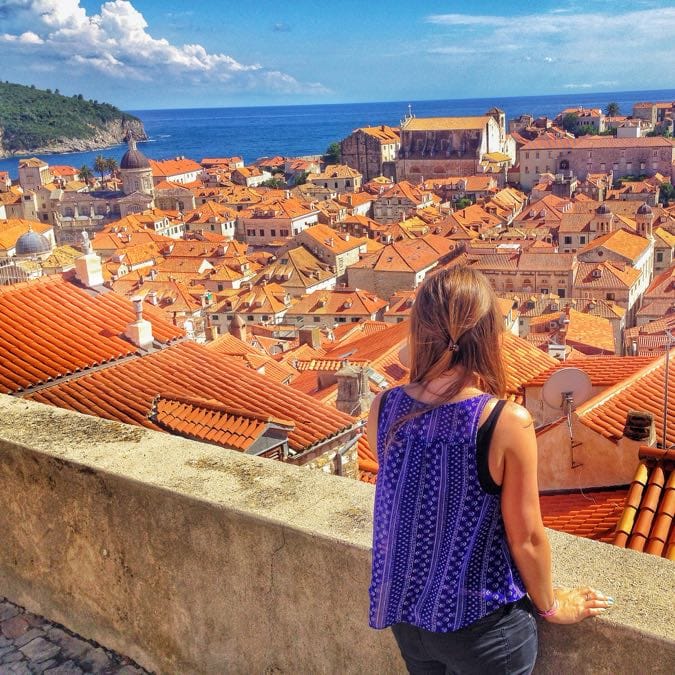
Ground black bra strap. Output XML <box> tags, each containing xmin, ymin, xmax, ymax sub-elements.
<box><xmin>476</xmin><ymin>399</ymin><xmax>507</xmax><ymax>494</ymax></box>
<box><xmin>377</xmin><ymin>388</ymin><xmax>392</xmax><ymax>429</ymax></box>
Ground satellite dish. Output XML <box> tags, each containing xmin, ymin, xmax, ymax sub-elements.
<box><xmin>542</xmin><ymin>367</ymin><xmax>592</xmax><ymax>410</ymax></box>
<box><xmin>542</xmin><ymin>367</ymin><xmax>592</xmax><ymax>470</ymax></box>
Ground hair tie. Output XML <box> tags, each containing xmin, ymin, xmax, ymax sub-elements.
<box><xmin>447</xmin><ymin>339</ymin><xmax>459</xmax><ymax>353</ymax></box>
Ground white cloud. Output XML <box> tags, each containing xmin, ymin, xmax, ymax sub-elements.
<box><xmin>0</xmin><ymin>0</ymin><xmax>328</xmax><ymax>95</ymax></box>
<box><xmin>423</xmin><ymin>7</ymin><xmax>675</xmax><ymax>90</ymax></box>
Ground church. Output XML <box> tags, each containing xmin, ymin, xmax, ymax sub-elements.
<box><xmin>395</xmin><ymin>107</ymin><xmax>515</xmax><ymax>183</ymax></box>
<box><xmin>22</xmin><ymin>137</ymin><xmax>157</xmax><ymax>245</ymax></box>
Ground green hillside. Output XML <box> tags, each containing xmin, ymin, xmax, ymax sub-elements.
<box><xmin>0</xmin><ymin>81</ymin><xmax>144</xmax><ymax>154</ymax></box>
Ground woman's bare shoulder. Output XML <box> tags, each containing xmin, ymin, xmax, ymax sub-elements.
<box><xmin>497</xmin><ymin>400</ymin><xmax>534</xmax><ymax>431</ymax></box>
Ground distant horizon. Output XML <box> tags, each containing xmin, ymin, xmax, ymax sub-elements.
<box><xmin>126</xmin><ymin>86</ymin><xmax>675</xmax><ymax>114</ymax></box>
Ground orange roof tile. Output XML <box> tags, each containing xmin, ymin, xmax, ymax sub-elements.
<box><xmin>614</xmin><ymin>447</ymin><xmax>675</xmax><ymax>560</ymax></box>
<box><xmin>524</xmin><ymin>356</ymin><xmax>658</xmax><ymax>387</ymax></box>
<box><xmin>28</xmin><ymin>341</ymin><xmax>355</xmax><ymax>452</ymax></box>
<box><xmin>577</xmin><ymin>350</ymin><xmax>675</xmax><ymax>447</ymax></box>
<box><xmin>149</xmin><ymin>394</ymin><xmax>294</xmax><ymax>451</ymax></box>
<box><xmin>578</xmin><ymin>228</ymin><xmax>650</xmax><ymax>263</ymax></box>
<box><xmin>540</xmin><ymin>489</ymin><xmax>628</xmax><ymax>543</ymax></box>
<box><xmin>0</xmin><ymin>275</ymin><xmax>184</xmax><ymax>394</ymax></box>
<box><xmin>149</xmin><ymin>158</ymin><xmax>202</xmax><ymax>177</ymax></box>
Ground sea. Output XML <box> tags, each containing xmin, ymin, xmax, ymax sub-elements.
<box><xmin>2</xmin><ymin>88</ymin><xmax>675</xmax><ymax>179</ymax></box>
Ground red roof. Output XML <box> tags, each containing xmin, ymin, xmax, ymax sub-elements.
<box><xmin>540</xmin><ymin>489</ymin><xmax>628</xmax><ymax>543</ymax></box>
<box><xmin>524</xmin><ymin>356</ymin><xmax>658</xmax><ymax>387</ymax></box>
<box><xmin>0</xmin><ymin>276</ymin><xmax>184</xmax><ymax>394</ymax></box>
<box><xmin>614</xmin><ymin>447</ymin><xmax>675</xmax><ymax>560</ymax></box>
<box><xmin>28</xmin><ymin>341</ymin><xmax>355</xmax><ymax>452</ymax></box>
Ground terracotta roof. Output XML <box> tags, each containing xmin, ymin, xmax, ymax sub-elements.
<box><xmin>299</xmin><ymin>224</ymin><xmax>363</xmax><ymax>254</ymax></box>
<box><xmin>350</xmin><ymin>234</ymin><xmax>454</xmax><ymax>273</ymax></box>
<box><xmin>577</xmin><ymin>350</ymin><xmax>675</xmax><ymax>447</ymax></box>
<box><xmin>205</xmin><ymin>333</ymin><xmax>297</xmax><ymax>383</ymax></box>
<box><xmin>358</xmin><ymin>125</ymin><xmax>400</xmax><ymax>143</ymax></box>
<box><xmin>149</xmin><ymin>394</ymin><xmax>294</xmax><ymax>451</ymax></box>
<box><xmin>501</xmin><ymin>332</ymin><xmax>558</xmax><ymax>396</ymax></box>
<box><xmin>149</xmin><ymin>158</ymin><xmax>202</xmax><ymax>177</ymax></box>
<box><xmin>574</xmin><ymin>261</ymin><xmax>641</xmax><ymax>289</ymax></box>
<box><xmin>28</xmin><ymin>341</ymin><xmax>356</xmax><ymax>452</ymax></box>
<box><xmin>286</xmin><ymin>288</ymin><xmax>387</xmax><ymax>317</ymax></box>
<box><xmin>645</xmin><ymin>264</ymin><xmax>675</xmax><ymax>299</ymax></box>
<box><xmin>578</xmin><ymin>228</ymin><xmax>650</xmax><ymax>263</ymax></box>
<box><xmin>524</xmin><ymin>356</ymin><xmax>658</xmax><ymax>387</ymax></box>
<box><xmin>404</xmin><ymin>116</ymin><xmax>491</xmax><ymax>131</ymax></box>
<box><xmin>613</xmin><ymin>447</ymin><xmax>675</xmax><ymax>560</ymax></box>
<box><xmin>0</xmin><ymin>275</ymin><xmax>184</xmax><ymax>394</ymax></box>
<box><xmin>540</xmin><ymin>489</ymin><xmax>628</xmax><ymax>543</ymax></box>
<box><xmin>309</xmin><ymin>164</ymin><xmax>362</xmax><ymax>180</ymax></box>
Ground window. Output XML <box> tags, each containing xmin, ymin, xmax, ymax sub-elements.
<box><xmin>210</xmin><ymin>224</ymin><xmax>215</xmax><ymax>231</ymax></box>
<box><xmin>606</xmin><ymin>292</ymin><xmax>615</xmax><ymax>301</ymax></box>
<box><xmin>262</xmin><ymin>315</ymin><xmax>269</xmax><ymax>321</ymax></box>
<box><xmin>280</xmin><ymin>229</ymin><xmax>289</xmax><ymax>237</ymax></box>
<box><xmin>563</xmin><ymin>236</ymin><xmax>572</xmax><ymax>245</ymax></box>
<box><xmin>247</xmin><ymin>315</ymin><xmax>254</xmax><ymax>321</ymax></box>
<box><xmin>525</xmin><ymin>152</ymin><xmax>530</xmax><ymax>159</ymax></box>
<box><xmin>227</xmin><ymin>315</ymin><xmax>233</xmax><ymax>320</ymax></box>
<box><xmin>212</xmin><ymin>315</ymin><xmax>219</xmax><ymax>321</ymax></box>
<box><xmin>247</xmin><ymin>228</ymin><xmax>255</xmax><ymax>236</ymax></box>
<box><xmin>270</xmin><ymin>229</ymin><xmax>276</xmax><ymax>237</ymax></box>
<box><xmin>337</xmin><ymin>317</ymin><xmax>347</xmax><ymax>322</ymax></box>
<box><xmin>313</xmin><ymin>316</ymin><xmax>321</xmax><ymax>322</ymax></box>
<box><xmin>558</xmin><ymin>289</ymin><xmax>566</xmax><ymax>298</ymax></box>
<box><xmin>217</xmin><ymin>284</ymin><xmax>223</xmax><ymax>291</ymax></box>
<box><xmin>351</xmin><ymin>317</ymin><xmax>360</xmax><ymax>322</ymax></box>
<box><xmin>259</xmin><ymin>229</ymin><xmax>264</xmax><ymax>236</ymax></box>
<box><xmin>656</xmin><ymin>251</ymin><xmax>664</xmax><ymax>262</ymax></box>
<box><xmin>580</xmin><ymin>236</ymin><xmax>586</xmax><ymax>244</ymax></box>
<box><xmin>540</xmin><ymin>288</ymin><xmax>549</xmax><ymax>295</ymax></box>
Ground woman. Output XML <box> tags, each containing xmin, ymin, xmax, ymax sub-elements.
<box><xmin>367</xmin><ymin>267</ymin><xmax>613</xmax><ymax>675</ymax></box>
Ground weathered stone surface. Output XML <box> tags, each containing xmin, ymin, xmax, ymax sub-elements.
<box><xmin>1</xmin><ymin>650</ymin><xmax>25</xmax><ymax>664</ymax></box>
<box><xmin>19</xmin><ymin>637</ymin><xmax>60</xmax><ymax>663</ymax></box>
<box><xmin>6</xmin><ymin>661</ymin><xmax>32</xmax><ymax>675</ymax></box>
<box><xmin>2</xmin><ymin>615</ymin><xmax>30</xmax><ymax>639</ymax></box>
<box><xmin>14</xmin><ymin>629</ymin><xmax>45</xmax><ymax>648</ymax></box>
<box><xmin>44</xmin><ymin>662</ymin><xmax>84</xmax><ymax>675</ymax></box>
<box><xmin>78</xmin><ymin>646</ymin><xmax>111</xmax><ymax>672</ymax></box>
<box><xmin>0</xmin><ymin>603</ymin><xmax>21</xmax><ymax>622</ymax></box>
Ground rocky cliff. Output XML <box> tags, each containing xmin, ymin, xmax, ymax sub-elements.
<box><xmin>0</xmin><ymin>81</ymin><xmax>148</xmax><ymax>158</ymax></box>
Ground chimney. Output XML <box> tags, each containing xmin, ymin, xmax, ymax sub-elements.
<box><xmin>298</xmin><ymin>327</ymin><xmax>321</xmax><ymax>350</ymax></box>
<box><xmin>125</xmin><ymin>296</ymin><xmax>154</xmax><ymax>350</ymax></box>
<box><xmin>335</xmin><ymin>363</ymin><xmax>373</xmax><ymax>416</ymax></box>
<box><xmin>74</xmin><ymin>231</ymin><xmax>104</xmax><ymax>288</ymax></box>
<box><xmin>229</xmin><ymin>314</ymin><xmax>247</xmax><ymax>342</ymax></box>
<box><xmin>617</xmin><ymin>410</ymin><xmax>656</xmax><ymax>460</ymax></box>
<box><xmin>147</xmin><ymin>290</ymin><xmax>159</xmax><ymax>305</ymax></box>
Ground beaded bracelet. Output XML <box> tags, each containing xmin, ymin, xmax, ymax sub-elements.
<box><xmin>535</xmin><ymin>596</ymin><xmax>559</xmax><ymax>618</ymax></box>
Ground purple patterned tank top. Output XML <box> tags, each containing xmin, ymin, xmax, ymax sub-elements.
<box><xmin>369</xmin><ymin>387</ymin><xmax>525</xmax><ymax>632</ymax></box>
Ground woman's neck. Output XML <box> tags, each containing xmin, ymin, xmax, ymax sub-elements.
<box><xmin>405</xmin><ymin>371</ymin><xmax>484</xmax><ymax>404</ymax></box>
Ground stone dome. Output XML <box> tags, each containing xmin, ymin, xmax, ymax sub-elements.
<box><xmin>596</xmin><ymin>203</ymin><xmax>611</xmax><ymax>215</ymax></box>
<box><xmin>637</xmin><ymin>202</ymin><xmax>652</xmax><ymax>215</ymax></box>
<box><xmin>120</xmin><ymin>138</ymin><xmax>150</xmax><ymax>170</ymax></box>
<box><xmin>15</xmin><ymin>229</ymin><xmax>51</xmax><ymax>256</ymax></box>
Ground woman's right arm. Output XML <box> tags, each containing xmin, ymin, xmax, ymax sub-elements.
<box><xmin>498</xmin><ymin>403</ymin><xmax>613</xmax><ymax>624</ymax></box>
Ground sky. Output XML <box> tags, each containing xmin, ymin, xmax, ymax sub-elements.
<box><xmin>1</xmin><ymin>0</ymin><xmax>675</xmax><ymax>110</ymax></box>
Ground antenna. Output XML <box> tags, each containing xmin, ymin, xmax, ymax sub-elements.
<box><xmin>542</xmin><ymin>367</ymin><xmax>593</xmax><ymax>469</ymax></box>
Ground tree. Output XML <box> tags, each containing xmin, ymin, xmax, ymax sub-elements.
<box><xmin>606</xmin><ymin>102</ymin><xmax>620</xmax><ymax>117</ymax></box>
<box><xmin>659</xmin><ymin>182</ymin><xmax>675</xmax><ymax>205</ymax></box>
<box><xmin>454</xmin><ymin>198</ymin><xmax>472</xmax><ymax>210</ymax></box>
<box><xmin>294</xmin><ymin>170</ymin><xmax>309</xmax><ymax>186</ymax></box>
<box><xmin>93</xmin><ymin>154</ymin><xmax>107</xmax><ymax>183</ymax></box>
<box><xmin>561</xmin><ymin>113</ymin><xmax>579</xmax><ymax>133</ymax></box>
<box><xmin>78</xmin><ymin>165</ymin><xmax>93</xmax><ymax>184</ymax></box>
<box><xmin>324</xmin><ymin>142</ymin><xmax>341</xmax><ymax>164</ymax></box>
<box><xmin>105</xmin><ymin>157</ymin><xmax>118</xmax><ymax>178</ymax></box>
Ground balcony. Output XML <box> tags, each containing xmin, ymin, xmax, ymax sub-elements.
<box><xmin>0</xmin><ymin>394</ymin><xmax>673</xmax><ymax>674</ymax></box>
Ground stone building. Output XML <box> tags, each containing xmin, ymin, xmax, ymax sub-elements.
<box><xmin>18</xmin><ymin>158</ymin><xmax>51</xmax><ymax>192</ymax></box>
<box><xmin>339</xmin><ymin>125</ymin><xmax>400</xmax><ymax>181</ymax></box>
<box><xmin>518</xmin><ymin>136</ymin><xmax>675</xmax><ymax>190</ymax></box>
<box><xmin>396</xmin><ymin>108</ymin><xmax>515</xmax><ymax>183</ymax></box>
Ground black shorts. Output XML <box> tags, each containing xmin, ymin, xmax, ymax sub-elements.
<box><xmin>391</xmin><ymin>597</ymin><xmax>538</xmax><ymax>675</ymax></box>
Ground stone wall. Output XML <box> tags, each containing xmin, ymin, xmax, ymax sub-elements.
<box><xmin>0</xmin><ymin>395</ymin><xmax>674</xmax><ymax>675</ymax></box>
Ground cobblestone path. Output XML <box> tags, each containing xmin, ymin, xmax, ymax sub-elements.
<box><xmin>0</xmin><ymin>597</ymin><xmax>150</xmax><ymax>674</ymax></box>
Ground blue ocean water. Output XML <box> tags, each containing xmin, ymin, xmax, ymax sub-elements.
<box><xmin>2</xmin><ymin>88</ymin><xmax>675</xmax><ymax>179</ymax></box>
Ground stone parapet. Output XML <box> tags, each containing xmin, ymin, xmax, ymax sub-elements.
<box><xmin>0</xmin><ymin>395</ymin><xmax>673</xmax><ymax>674</ymax></box>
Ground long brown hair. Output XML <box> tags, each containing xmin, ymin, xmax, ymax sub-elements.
<box><xmin>385</xmin><ymin>266</ymin><xmax>507</xmax><ymax>446</ymax></box>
